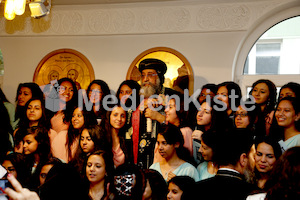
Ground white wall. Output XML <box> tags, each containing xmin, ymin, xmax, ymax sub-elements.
<box><xmin>0</xmin><ymin>0</ymin><xmax>298</xmax><ymax>103</ymax></box>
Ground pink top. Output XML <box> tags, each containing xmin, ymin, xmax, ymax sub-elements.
<box><xmin>153</xmin><ymin>126</ymin><xmax>193</xmax><ymax>163</ymax></box>
<box><xmin>50</xmin><ymin>111</ymin><xmax>69</xmax><ymax>133</ymax></box>
<box><xmin>112</xmin><ymin>143</ymin><xmax>125</xmax><ymax>167</ymax></box>
<box><xmin>48</xmin><ymin>129</ymin><xmax>79</xmax><ymax>163</ymax></box>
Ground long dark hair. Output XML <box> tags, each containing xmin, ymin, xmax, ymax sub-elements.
<box><xmin>197</xmin><ymin>83</ymin><xmax>217</xmax><ymax>104</ymax></box>
<box><xmin>158</xmin><ymin>124</ymin><xmax>192</xmax><ymax>163</ymax></box>
<box><xmin>67</xmin><ymin>107</ymin><xmax>98</xmax><ymax>161</ymax></box>
<box><xmin>234</xmin><ymin>99</ymin><xmax>266</xmax><ymax>137</ymax></box>
<box><xmin>250</xmin><ymin>79</ymin><xmax>277</xmax><ymax>115</ymax></box>
<box><xmin>278</xmin><ymin>82</ymin><xmax>300</xmax><ymax>102</ymax></box>
<box><xmin>15</xmin><ymin>82</ymin><xmax>44</xmax><ymax>121</ymax></box>
<box><xmin>69</xmin><ymin>125</ymin><xmax>107</xmax><ymax>178</ymax></box>
<box><xmin>143</xmin><ymin>169</ymin><xmax>168</xmax><ymax>200</ymax></box>
<box><xmin>217</xmin><ymin>81</ymin><xmax>242</xmax><ymax>111</ymax></box>
<box><xmin>84</xmin><ymin>125</ymin><xmax>107</xmax><ymax>151</ymax></box>
<box><xmin>85</xmin><ymin>150</ymin><xmax>115</xmax><ymax>200</ymax></box>
<box><xmin>116</xmin><ymin>80</ymin><xmax>141</xmax><ymax>107</ymax></box>
<box><xmin>201</xmin><ymin>130</ymin><xmax>219</xmax><ymax>161</ymax></box>
<box><xmin>45</xmin><ymin>78</ymin><xmax>78</xmax><ymax>127</ymax></box>
<box><xmin>23</xmin><ymin>126</ymin><xmax>52</xmax><ymax>190</ymax></box>
<box><xmin>269</xmin><ymin>97</ymin><xmax>300</xmax><ymax>141</ymax></box>
<box><xmin>197</xmin><ymin>99</ymin><xmax>233</xmax><ymax>133</ymax></box>
<box><xmin>59</xmin><ymin>77</ymin><xmax>78</xmax><ymax>120</ymax></box>
<box><xmin>24</xmin><ymin>126</ymin><xmax>51</xmax><ymax>163</ymax></box>
<box><xmin>167</xmin><ymin>96</ymin><xmax>189</xmax><ymax>128</ymax></box>
<box><xmin>100</xmin><ymin>105</ymin><xmax>128</xmax><ymax>161</ymax></box>
<box><xmin>86</xmin><ymin>79</ymin><xmax>111</xmax><ymax>120</ymax></box>
<box><xmin>253</xmin><ymin>135</ymin><xmax>282</xmax><ymax>188</ymax></box>
<box><xmin>264</xmin><ymin>147</ymin><xmax>300</xmax><ymax>200</ymax></box>
<box><xmin>168</xmin><ymin>176</ymin><xmax>196</xmax><ymax>200</ymax></box>
<box><xmin>2</xmin><ymin>153</ymin><xmax>31</xmax><ymax>186</ymax></box>
<box><xmin>255</xmin><ymin>135</ymin><xmax>282</xmax><ymax>160</ymax></box>
<box><xmin>18</xmin><ymin>97</ymin><xmax>49</xmax><ymax>129</ymax></box>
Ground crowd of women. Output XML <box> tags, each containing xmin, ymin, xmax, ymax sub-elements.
<box><xmin>0</xmin><ymin>75</ymin><xmax>300</xmax><ymax>200</ymax></box>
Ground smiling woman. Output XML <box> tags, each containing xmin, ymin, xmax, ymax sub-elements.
<box><xmin>270</xmin><ymin>97</ymin><xmax>300</xmax><ymax>150</ymax></box>
<box><xmin>100</xmin><ymin>105</ymin><xmax>128</xmax><ymax>167</ymax></box>
<box><xmin>48</xmin><ymin>78</ymin><xmax>79</xmax><ymax>163</ymax></box>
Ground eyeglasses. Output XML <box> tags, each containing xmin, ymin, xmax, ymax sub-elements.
<box><xmin>234</xmin><ymin>113</ymin><xmax>248</xmax><ymax>118</ymax></box>
<box><xmin>141</xmin><ymin>73</ymin><xmax>158</xmax><ymax>79</ymax></box>
<box><xmin>89</xmin><ymin>90</ymin><xmax>103</xmax><ymax>95</ymax></box>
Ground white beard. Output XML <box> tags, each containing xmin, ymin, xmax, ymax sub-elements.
<box><xmin>140</xmin><ymin>79</ymin><xmax>161</xmax><ymax>99</ymax></box>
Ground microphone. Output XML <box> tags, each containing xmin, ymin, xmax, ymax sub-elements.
<box><xmin>146</xmin><ymin>118</ymin><xmax>152</xmax><ymax>133</ymax></box>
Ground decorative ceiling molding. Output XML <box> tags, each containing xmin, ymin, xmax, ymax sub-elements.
<box><xmin>0</xmin><ymin>0</ymin><xmax>293</xmax><ymax>36</ymax></box>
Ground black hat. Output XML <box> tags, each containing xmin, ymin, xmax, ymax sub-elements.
<box><xmin>139</xmin><ymin>58</ymin><xmax>167</xmax><ymax>84</ymax></box>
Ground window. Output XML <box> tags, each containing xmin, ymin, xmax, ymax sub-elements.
<box><xmin>244</xmin><ymin>16</ymin><xmax>300</xmax><ymax>75</ymax></box>
<box><xmin>244</xmin><ymin>41</ymin><xmax>281</xmax><ymax>75</ymax></box>
<box><xmin>234</xmin><ymin>15</ymin><xmax>300</xmax><ymax>97</ymax></box>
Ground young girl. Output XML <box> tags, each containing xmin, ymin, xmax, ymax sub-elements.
<box><xmin>48</xmin><ymin>77</ymin><xmax>78</xmax><ymax>133</ymax></box>
<box><xmin>143</xmin><ymin>169</ymin><xmax>168</xmax><ymax>200</ymax></box>
<box><xmin>271</xmin><ymin>97</ymin><xmax>300</xmax><ymax>149</ymax></box>
<box><xmin>65</xmin><ymin>106</ymin><xmax>98</xmax><ymax>163</ymax></box>
<box><xmin>101</xmin><ymin>105</ymin><xmax>128</xmax><ymax>167</ymax></box>
<box><xmin>249</xmin><ymin>79</ymin><xmax>277</xmax><ymax>115</ymax></box>
<box><xmin>165</xmin><ymin>98</ymin><xmax>193</xmax><ymax>154</ymax></box>
<box><xmin>278</xmin><ymin>82</ymin><xmax>300</xmax><ymax>101</ymax></box>
<box><xmin>195</xmin><ymin>99</ymin><xmax>233</xmax><ymax>134</ymax></box>
<box><xmin>86</xmin><ymin>80</ymin><xmax>111</xmax><ymax>124</ymax></box>
<box><xmin>234</xmin><ymin>101</ymin><xmax>266</xmax><ymax>137</ymax></box>
<box><xmin>150</xmin><ymin>124</ymin><xmax>199</xmax><ymax>182</ymax></box>
<box><xmin>116</xmin><ymin>80</ymin><xmax>140</xmax><ymax>106</ymax></box>
<box><xmin>249</xmin><ymin>79</ymin><xmax>277</xmax><ymax>134</ymax></box>
<box><xmin>216</xmin><ymin>81</ymin><xmax>242</xmax><ymax>119</ymax></box>
<box><xmin>2</xmin><ymin>152</ymin><xmax>31</xmax><ymax>187</ymax></box>
<box><xmin>23</xmin><ymin>126</ymin><xmax>51</xmax><ymax>190</ymax></box>
<box><xmin>167</xmin><ymin>176</ymin><xmax>196</xmax><ymax>200</ymax></box>
<box><xmin>70</xmin><ymin>125</ymin><xmax>107</xmax><ymax>177</ymax></box>
<box><xmin>14</xmin><ymin>82</ymin><xmax>44</xmax><ymax>130</ymax></box>
<box><xmin>247</xmin><ymin>147</ymin><xmax>300</xmax><ymax>200</ymax></box>
<box><xmin>192</xmin><ymin>100</ymin><xmax>232</xmax><ymax>164</ymax></box>
<box><xmin>48</xmin><ymin>78</ymin><xmax>78</xmax><ymax>163</ymax></box>
<box><xmin>254</xmin><ymin>136</ymin><xmax>282</xmax><ymax>189</ymax></box>
<box><xmin>188</xmin><ymin>83</ymin><xmax>217</xmax><ymax>129</ymax></box>
<box><xmin>153</xmin><ymin>97</ymin><xmax>193</xmax><ymax>163</ymax></box>
<box><xmin>85</xmin><ymin>150</ymin><xmax>114</xmax><ymax>200</ymax></box>
<box><xmin>14</xmin><ymin>98</ymin><xmax>47</xmax><ymax>153</ymax></box>
<box><xmin>197</xmin><ymin>130</ymin><xmax>218</xmax><ymax>181</ymax></box>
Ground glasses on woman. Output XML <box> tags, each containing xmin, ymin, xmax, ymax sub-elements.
<box><xmin>234</xmin><ymin>112</ymin><xmax>248</xmax><ymax>118</ymax></box>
